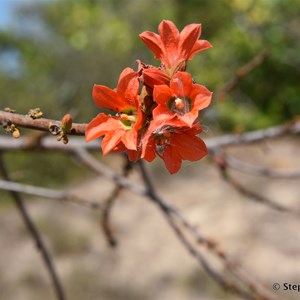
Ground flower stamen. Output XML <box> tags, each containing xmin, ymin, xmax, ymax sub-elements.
<box><xmin>174</xmin><ymin>98</ymin><xmax>184</xmax><ymax>110</ymax></box>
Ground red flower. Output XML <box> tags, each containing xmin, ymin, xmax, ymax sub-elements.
<box><xmin>142</xmin><ymin>115</ymin><xmax>207</xmax><ymax>174</ymax></box>
<box><xmin>85</xmin><ymin>68</ymin><xmax>142</xmax><ymax>155</ymax></box>
<box><xmin>153</xmin><ymin>72</ymin><xmax>212</xmax><ymax>127</ymax></box>
<box><xmin>139</xmin><ymin>20</ymin><xmax>212</xmax><ymax>73</ymax></box>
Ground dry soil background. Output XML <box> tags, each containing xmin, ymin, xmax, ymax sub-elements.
<box><xmin>1</xmin><ymin>136</ymin><xmax>300</xmax><ymax>300</ymax></box>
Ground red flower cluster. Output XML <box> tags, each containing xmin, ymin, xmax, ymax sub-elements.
<box><xmin>86</xmin><ymin>20</ymin><xmax>212</xmax><ymax>174</ymax></box>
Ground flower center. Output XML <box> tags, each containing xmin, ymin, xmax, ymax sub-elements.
<box><xmin>174</xmin><ymin>98</ymin><xmax>184</xmax><ymax>110</ymax></box>
<box><xmin>119</xmin><ymin>113</ymin><xmax>137</xmax><ymax>130</ymax></box>
<box><xmin>120</xmin><ymin>113</ymin><xmax>137</xmax><ymax>122</ymax></box>
<box><xmin>168</xmin><ymin>96</ymin><xmax>191</xmax><ymax>115</ymax></box>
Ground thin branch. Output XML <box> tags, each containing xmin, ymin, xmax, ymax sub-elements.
<box><xmin>206</xmin><ymin>120</ymin><xmax>300</xmax><ymax>150</ymax></box>
<box><xmin>0</xmin><ymin>154</ymin><xmax>65</xmax><ymax>300</ymax></box>
<box><xmin>73</xmin><ymin>148</ymin><xmax>147</xmax><ymax>196</ymax></box>
<box><xmin>214</xmin><ymin>155</ymin><xmax>298</xmax><ymax>216</ymax></box>
<box><xmin>224</xmin><ymin>154</ymin><xmax>300</xmax><ymax>178</ymax></box>
<box><xmin>0</xmin><ymin>179</ymin><xmax>103</xmax><ymax>210</ymax></box>
<box><xmin>0</xmin><ymin>110</ymin><xmax>86</xmax><ymax>135</ymax></box>
<box><xmin>137</xmin><ymin>160</ymin><xmax>280</xmax><ymax>300</ymax></box>
<box><xmin>101</xmin><ymin>157</ymin><xmax>133</xmax><ymax>247</ymax></box>
<box><xmin>1</xmin><ymin>119</ymin><xmax>300</xmax><ymax>152</ymax></box>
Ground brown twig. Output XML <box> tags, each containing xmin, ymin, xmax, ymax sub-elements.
<box><xmin>73</xmin><ymin>148</ymin><xmax>147</xmax><ymax>196</ymax></box>
<box><xmin>0</xmin><ymin>110</ymin><xmax>86</xmax><ymax>135</ymax></box>
<box><xmin>0</xmin><ymin>110</ymin><xmax>293</xmax><ymax>299</ymax></box>
<box><xmin>224</xmin><ymin>154</ymin><xmax>300</xmax><ymax>178</ymax></box>
<box><xmin>137</xmin><ymin>160</ymin><xmax>280</xmax><ymax>300</ymax></box>
<box><xmin>0</xmin><ymin>154</ymin><xmax>65</xmax><ymax>300</ymax></box>
<box><xmin>0</xmin><ymin>179</ymin><xmax>103</xmax><ymax>210</ymax></box>
<box><xmin>214</xmin><ymin>154</ymin><xmax>297</xmax><ymax>216</ymax></box>
<box><xmin>1</xmin><ymin>117</ymin><xmax>300</xmax><ymax>152</ymax></box>
<box><xmin>101</xmin><ymin>157</ymin><xmax>133</xmax><ymax>247</ymax></box>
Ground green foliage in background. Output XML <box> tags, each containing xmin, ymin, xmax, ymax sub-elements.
<box><xmin>0</xmin><ymin>0</ymin><xmax>299</xmax><ymax>186</ymax></box>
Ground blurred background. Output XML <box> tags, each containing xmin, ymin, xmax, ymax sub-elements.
<box><xmin>0</xmin><ymin>0</ymin><xmax>300</xmax><ymax>299</ymax></box>
<box><xmin>1</xmin><ymin>0</ymin><xmax>300</xmax><ymax>184</ymax></box>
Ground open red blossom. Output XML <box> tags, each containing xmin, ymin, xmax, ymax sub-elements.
<box><xmin>153</xmin><ymin>72</ymin><xmax>212</xmax><ymax>127</ymax></box>
<box><xmin>85</xmin><ymin>68</ymin><xmax>143</xmax><ymax>155</ymax></box>
<box><xmin>139</xmin><ymin>20</ymin><xmax>212</xmax><ymax>73</ymax></box>
<box><xmin>142</xmin><ymin>115</ymin><xmax>207</xmax><ymax>174</ymax></box>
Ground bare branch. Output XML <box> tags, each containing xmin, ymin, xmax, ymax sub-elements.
<box><xmin>0</xmin><ymin>110</ymin><xmax>86</xmax><ymax>135</ymax></box>
<box><xmin>137</xmin><ymin>160</ymin><xmax>280</xmax><ymax>300</ymax></box>
<box><xmin>101</xmin><ymin>157</ymin><xmax>133</xmax><ymax>247</ymax></box>
<box><xmin>224</xmin><ymin>154</ymin><xmax>300</xmax><ymax>178</ymax></box>
<box><xmin>0</xmin><ymin>179</ymin><xmax>66</xmax><ymax>199</ymax></box>
<box><xmin>1</xmin><ymin>119</ymin><xmax>300</xmax><ymax>153</ymax></box>
<box><xmin>73</xmin><ymin>148</ymin><xmax>147</xmax><ymax>196</ymax></box>
<box><xmin>206</xmin><ymin>121</ymin><xmax>300</xmax><ymax>150</ymax></box>
<box><xmin>0</xmin><ymin>179</ymin><xmax>103</xmax><ymax>210</ymax></box>
<box><xmin>214</xmin><ymin>155</ymin><xmax>298</xmax><ymax>216</ymax></box>
<box><xmin>0</xmin><ymin>155</ymin><xmax>65</xmax><ymax>300</ymax></box>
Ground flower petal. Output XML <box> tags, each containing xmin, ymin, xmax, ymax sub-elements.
<box><xmin>85</xmin><ymin>113</ymin><xmax>110</xmax><ymax>142</ymax></box>
<box><xmin>189</xmin><ymin>39</ymin><xmax>212</xmax><ymax>60</ymax></box>
<box><xmin>142</xmin><ymin>139</ymin><xmax>156</xmax><ymax>162</ymax></box>
<box><xmin>179</xmin><ymin>111</ymin><xmax>199</xmax><ymax>127</ymax></box>
<box><xmin>116</xmin><ymin>68</ymin><xmax>139</xmax><ymax>108</ymax></box>
<box><xmin>139</xmin><ymin>31</ymin><xmax>164</xmax><ymax>60</ymax></box>
<box><xmin>127</xmin><ymin>148</ymin><xmax>142</xmax><ymax>162</ymax></box>
<box><xmin>142</xmin><ymin>68</ymin><xmax>170</xmax><ymax>89</ymax></box>
<box><xmin>102</xmin><ymin>130</ymin><xmax>124</xmax><ymax>155</ymax></box>
<box><xmin>191</xmin><ymin>84</ymin><xmax>212</xmax><ymax>111</ymax></box>
<box><xmin>170</xmin><ymin>72</ymin><xmax>193</xmax><ymax>97</ymax></box>
<box><xmin>92</xmin><ymin>85</ymin><xmax>128</xmax><ymax>112</ymax></box>
<box><xmin>153</xmin><ymin>84</ymin><xmax>173</xmax><ymax>105</ymax></box>
<box><xmin>158</xmin><ymin>20</ymin><xmax>180</xmax><ymax>65</ymax></box>
<box><xmin>179</xmin><ymin>23</ymin><xmax>201</xmax><ymax>59</ymax></box>
<box><xmin>122</xmin><ymin>129</ymin><xmax>137</xmax><ymax>150</ymax></box>
<box><xmin>152</xmin><ymin>105</ymin><xmax>172</xmax><ymax>120</ymax></box>
<box><xmin>85</xmin><ymin>114</ymin><xmax>125</xmax><ymax>144</ymax></box>
<box><xmin>162</xmin><ymin>145</ymin><xmax>182</xmax><ymax>174</ymax></box>
<box><xmin>172</xmin><ymin>133</ymin><xmax>207</xmax><ymax>161</ymax></box>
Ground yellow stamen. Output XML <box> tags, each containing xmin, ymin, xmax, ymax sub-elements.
<box><xmin>174</xmin><ymin>98</ymin><xmax>184</xmax><ymax>110</ymax></box>
<box><xmin>120</xmin><ymin>114</ymin><xmax>137</xmax><ymax>122</ymax></box>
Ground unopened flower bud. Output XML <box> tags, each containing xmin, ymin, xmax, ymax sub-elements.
<box><xmin>12</xmin><ymin>128</ymin><xmax>20</xmax><ymax>139</ymax></box>
<box><xmin>61</xmin><ymin>114</ymin><xmax>73</xmax><ymax>133</ymax></box>
<box><xmin>63</xmin><ymin>136</ymin><xmax>69</xmax><ymax>144</ymax></box>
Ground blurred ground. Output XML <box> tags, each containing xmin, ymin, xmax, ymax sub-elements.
<box><xmin>1</xmin><ymin>136</ymin><xmax>300</xmax><ymax>300</ymax></box>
